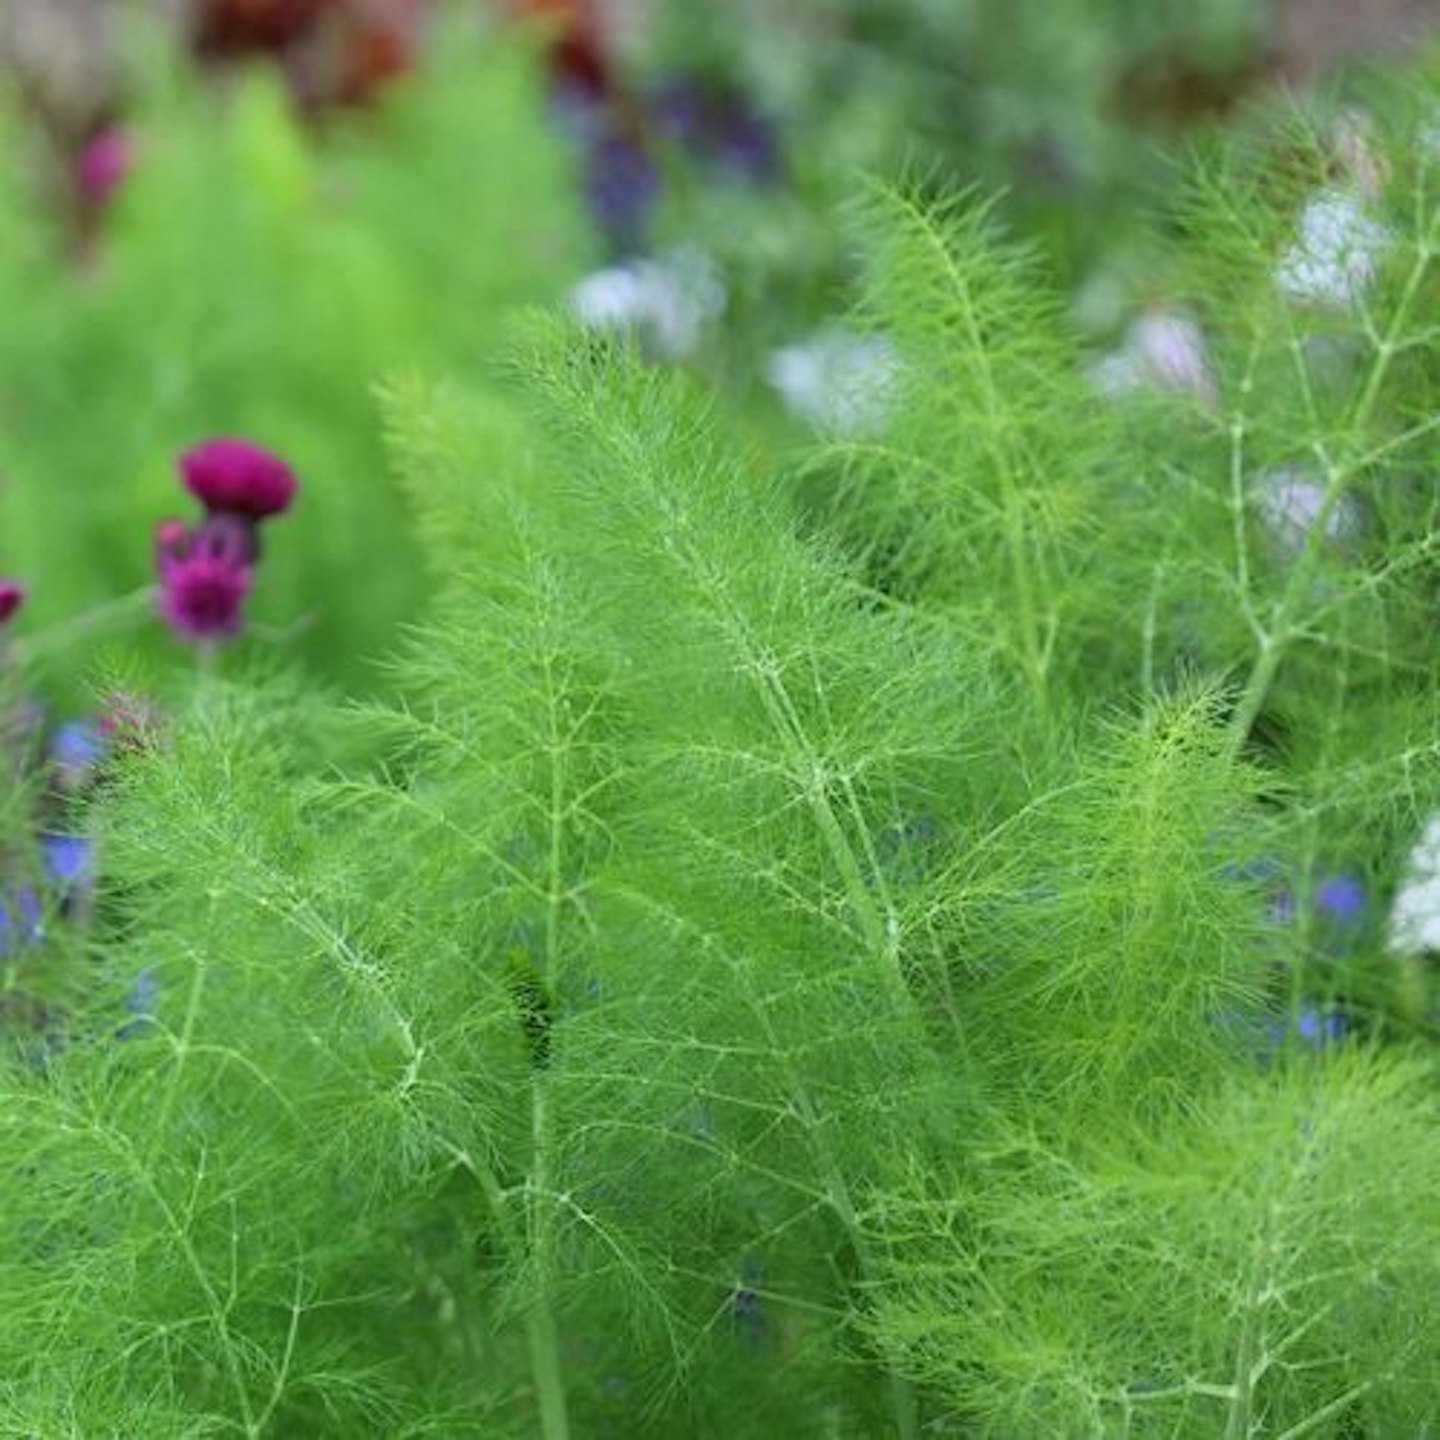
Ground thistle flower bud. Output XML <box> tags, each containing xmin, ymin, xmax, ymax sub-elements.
<box><xmin>157</xmin><ymin>436</ymin><xmax>297</xmax><ymax>645</ymax></box>
<box><xmin>155</xmin><ymin>516</ymin><xmax>254</xmax><ymax>644</ymax></box>
<box><xmin>178</xmin><ymin>437</ymin><xmax>297</xmax><ymax>522</ymax></box>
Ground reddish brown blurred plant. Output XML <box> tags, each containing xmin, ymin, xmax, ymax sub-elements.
<box><xmin>193</xmin><ymin>0</ymin><xmax>331</xmax><ymax>58</ymax></box>
<box><xmin>509</xmin><ymin>0</ymin><xmax>612</xmax><ymax>104</ymax></box>
<box><xmin>189</xmin><ymin>0</ymin><xmax>426</xmax><ymax>110</ymax></box>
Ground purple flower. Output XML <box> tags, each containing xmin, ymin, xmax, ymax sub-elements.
<box><xmin>584</xmin><ymin>130</ymin><xmax>660</xmax><ymax>255</ymax></box>
<box><xmin>707</xmin><ymin>101</ymin><xmax>778</xmax><ymax>182</ymax></box>
<box><xmin>77</xmin><ymin>126</ymin><xmax>132</xmax><ymax>207</ymax></box>
<box><xmin>548</xmin><ymin>74</ymin><xmax>610</xmax><ymax>144</ymax></box>
<box><xmin>179</xmin><ymin>437</ymin><xmax>297</xmax><ymax>521</ymax></box>
<box><xmin>0</xmin><ymin>579</ymin><xmax>25</xmax><ymax>626</ymax></box>
<box><xmin>155</xmin><ymin>516</ymin><xmax>253</xmax><ymax>644</ymax></box>
<box><xmin>650</xmin><ymin>78</ymin><xmax>707</xmax><ymax>147</ymax></box>
<box><xmin>651</xmin><ymin>77</ymin><xmax>779</xmax><ymax>183</ymax></box>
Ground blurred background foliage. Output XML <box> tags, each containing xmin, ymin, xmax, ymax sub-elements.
<box><xmin>0</xmin><ymin>2</ymin><xmax>1435</xmax><ymax>705</ymax></box>
<box><xmin>0</xmin><ymin>8</ymin><xmax>590</xmax><ymax>705</ymax></box>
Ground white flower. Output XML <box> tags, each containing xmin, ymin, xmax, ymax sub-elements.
<box><xmin>1388</xmin><ymin>814</ymin><xmax>1440</xmax><ymax>954</ymax></box>
<box><xmin>1091</xmin><ymin>310</ymin><xmax>1216</xmax><ymax>405</ymax></box>
<box><xmin>1253</xmin><ymin>466</ymin><xmax>1361</xmax><ymax>552</ymax></box>
<box><xmin>1090</xmin><ymin>349</ymin><xmax>1145</xmax><ymax>397</ymax></box>
<box><xmin>1275</xmin><ymin>189</ymin><xmax>1391</xmax><ymax>307</ymax></box>
<box><xmin>766</xmin><ymin>329</ymin><xmax>900</xmax><ymax>437</ymax></box>
<box><xmin>569</xmin><ymin>247</ymin><xmax>725</xmax><ymax>360</ymax></box>
<box><xmin>570</xmin><ymin>265</ymin><xmax>650</xmax><ymax>329</ymax></box>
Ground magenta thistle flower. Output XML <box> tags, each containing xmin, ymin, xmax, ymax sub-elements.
<box><xmin>179</xmin><ymin>437</ymin><xmax>297</xmax><ymax>521</ymax></box>
<box><xmin>78</xmin><ymin>126</ymin><xmax>133</xmax><ymax>207</ymax></box>
<box><xmin>155</xmin><ymin>517</ymin><xmax>253</xmax><ymax>643</ymax></box>
<box><xmin>0</xmin><ymin>580</ymin><xmax>24</xmax><ymax>626</ymax></box>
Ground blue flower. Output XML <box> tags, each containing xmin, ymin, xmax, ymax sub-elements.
<box><xmin>1216</xmin><ymin>1004</ymin><xmax>1348</xmax><ymax>1065</ymax></box>
<box><xmin>1257</xmin><ymin>1006</ymin><xmax>1348</xmax><ymax>1062</ymax></box>
<box><xmin>1227</xmin><ymin>857</ymin><xmax>1367</xmax><ymax>935</ymax></box>
<box><xmin>41</xmin><ymin>833</ymin><xmax>94</xmax><ymax>890</ymax></box>
<box><xmin>1314</xmin><ymin>873</ymin><xmax>1366</xmax><ymax>926</ymax></box>
<box><xmin>49</xmin><ymin>719</ymin><xmax>107</xmax><ymax>774</ymax></box>
<box><xmin>0</xmin><ymin>888</ymin><xmax>42</xmax><ymax>956</ymax></box>
<box><xmin>1292</xmin><ymin>1007</ymin><xmax>1347</xmax><ymax>1045</ymax></box>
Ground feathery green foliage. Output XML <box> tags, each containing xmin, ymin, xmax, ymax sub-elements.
<box><xmin>5</xmin><ymin>48</ymin><xmax>1440</xmax><ymax>1438</ymax></box>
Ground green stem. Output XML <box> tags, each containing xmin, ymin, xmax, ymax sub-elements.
<box><xmin>1227</xmin><ymin>218</ymin><xmax>1437</xmax><ymax>753</ymax></box>
<box><xmin>452</xmin><ymin>1143</ymin><xmax>572</xmax><ymax>1440</ymax></box>
<box><xmin>527</xmin><ymin>1082</ymin><xmax>569</xmax><ymax>1440</ymax></box>
<box><xmin>785</xmin><ymin>1080</ymin><xmax>921</xmax><ymax>1440</ymax></box>
<box><xmin>1226</xmin><ymin>634</ymin><xmax>1283</xmax><ymax>757</ymax></box>
<box><xmin>524</xmin><ymin>1290</ymin><xmax>573</xmax><ymax>1440</ymax></box>
<box><xmin>523</xmin><ymin>646</ymin><xmax>573</xmax><ymax>1440</ymax></box>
